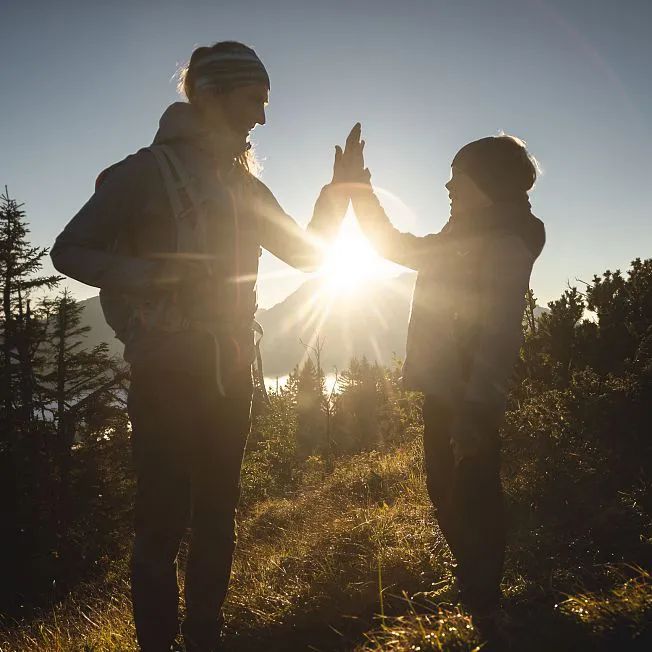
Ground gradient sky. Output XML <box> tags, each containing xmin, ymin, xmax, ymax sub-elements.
<box><xmin>2</xmin><ymin>0</ymin><xmax>650</xmax><ymax>308</ymax></box>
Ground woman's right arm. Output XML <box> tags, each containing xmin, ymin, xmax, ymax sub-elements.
<box><xmin>351</xmin><ymin>181</ymin><xmax>437</xmax><ymax>270</ymax></box>
<box><xmin>51</xmin><ymin>150</ymin><xmax>165</xmax><ymax>292</ymax></box>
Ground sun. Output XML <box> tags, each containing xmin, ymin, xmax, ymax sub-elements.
<box><xmin>317</xmin><ymin>210</ymin><xmax>397</xmax><ymax>295</ymax></box>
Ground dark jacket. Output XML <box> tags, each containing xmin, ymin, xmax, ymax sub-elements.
<box><xmin>51</xmin><ymin>102</ymin><xmax>344</xmax><ymax>373</ymax></box>
<box><xmin>352</xmin><ymin>185</ymin><xmax>545</xmax><ymax>421</ymax></box>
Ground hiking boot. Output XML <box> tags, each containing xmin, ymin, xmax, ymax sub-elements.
<box><xmin>183</xmin><ymin>639</ymin><xmax>224</xmax><ymax>652</ymax></box>
<box><xmin>183</xmin><ymin>630</ymin><xmax>226</xmax><ymax>652</ymax></box>
<box><xmin>471</xmin><ymin>604</ymin><xmax>514</xmax><ymax>650</ymax></box>
<box><xmin>182</xmin><ymin>614</ymin><xmax>226</xmax><ymax>652</ymax></box>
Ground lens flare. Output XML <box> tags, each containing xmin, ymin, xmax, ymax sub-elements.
<box><xmin>318</xmin><ymin>209</ymin><xmax>398</xmax><ymax>295</ymax></box>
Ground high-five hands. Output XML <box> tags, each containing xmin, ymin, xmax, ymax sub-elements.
<box><xmin>332</xmin><ymin>123</ymin><xmax>371</xmax><ymax>186</ymax></box>
<box><xmin>321</xmin><ymin>123</ymin><xmax>372</xmax><ymax>236</ymax></box>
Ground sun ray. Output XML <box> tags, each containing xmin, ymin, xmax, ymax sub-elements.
<box><xmin>316</xmin><ymin>208</ymin><xmax>401</xmax><ymax>296</ymax></box>
<box><xmin>368</xmin><ymin>301</ymin><xmax>389</xmax><ymax>330</ymax></box>
<box><xmin>297</xmin><ymin>294</ymin><xmax>334</xmax><ymax>369</ymax></box>
<box><xmin>370</xmin><ymin>334</ymin><xmax>383</xmax><ymax>367</ymax></box>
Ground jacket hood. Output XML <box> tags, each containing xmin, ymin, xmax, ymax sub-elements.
<box><xmin>152</xmin><ymin>102</ymin><xmax>252</xmax><ymax>166</ymax></box>
<box><xmin>152</xmin><ymin>102</ymin><xmax>211</xmax><ymax>148</ymax></box>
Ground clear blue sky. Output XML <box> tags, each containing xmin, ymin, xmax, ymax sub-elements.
<box><xmin>2</xmin><ymin>0</ymin><xmax>650</xmax><ymax>307</ymax></box>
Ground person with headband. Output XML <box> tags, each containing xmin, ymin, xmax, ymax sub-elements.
<box><xmin>343</xmin><ymin>127</ymin><xmax>546</xmax><ymax>629</ymax></box>
<box><xmin>51</xmin><ymin>41</ymin><xmax>359</xmax><ymax>652</ymax></box>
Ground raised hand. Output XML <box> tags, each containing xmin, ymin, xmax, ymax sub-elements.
<box><xmin>332</xmin><ymin>123</ymin><xmax>371</xmax><ymax>186</ymax></box>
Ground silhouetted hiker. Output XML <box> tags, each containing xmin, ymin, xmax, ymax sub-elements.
<box><xmin>345</xmin><ymin>127</ymin><xmax>545</xmax><ymax>621</ymax></box>
<box><xmin>51</xmin><ymin>41</ymin><xmax>355</xmax><ymax>652</ymax></box>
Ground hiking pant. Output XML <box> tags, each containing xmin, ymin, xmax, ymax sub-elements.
<box><xmin>422</xmin><ymin>395</ymin><xmax>505</xmax><ymax>610</ymax></box>
<box><xmin>128</xmin><ymin>362</ymin><xmax>252</xmax><ymax>652</ymax></box>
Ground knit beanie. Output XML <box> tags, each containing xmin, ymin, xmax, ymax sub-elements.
<box><xmin>452</xmin><ymin>136</ymin><xmax>536</xmax><ymax>201</ymax></box>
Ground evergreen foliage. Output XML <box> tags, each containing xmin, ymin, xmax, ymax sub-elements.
<box><xmin>295</xmin><ymin>357</ymin><xmax>325</xmax><ymax>455</ymax></box>
<box><xmin>0</xmin><ymin>191</ymin><xmax>128</xmax><ymax>613</ymax></box>
<box><xmin>504</xmin><ymin>261</ymin><xmax>651</xmax><ymax>601</ymax></box>
<box><xmin>1</xmin><ymin>188</ymin><xmax>62</xmax><ymax>610</ymax></box>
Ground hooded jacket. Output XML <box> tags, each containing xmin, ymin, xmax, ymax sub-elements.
<box><xmin>51</xmin><ymin>102</ymin><xmax>345</xmax><ymax>373</ymax></box>
<box><xmin>352</xmin><ymin>185</ymin><xmax>545</xmax><ymax>422</ymax></box>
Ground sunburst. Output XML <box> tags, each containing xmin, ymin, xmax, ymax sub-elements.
<box><xmin>317</xmin><ymin>208</ymin><xmax>398</xmax><ymax>295</ymax></box>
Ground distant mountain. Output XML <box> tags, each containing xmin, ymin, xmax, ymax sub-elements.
<box><xmin>257</xmin><ymin>275</ymin><xmax>416</xmax><ymax>375</ymax></box>
<box><xmin>77</xmin><ymin>295</ymin><xmax>125</xmax><ymax>359</ymax></box>
<box><xmin>78</xmin><ymin>275</ymin><xmax>549</xmax><ymax>376</ymax></box>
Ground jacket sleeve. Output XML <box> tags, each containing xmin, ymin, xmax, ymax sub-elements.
<box><xmin>50</xmin><ymin>150</ymin><xmax>161</xmax><ymax>293</ymax></box>
<box><xmin>351</xmin><ymin>182</ymin><xmax>438</xmax><ymax>270</ymax></box>
<box><xmin>463</xmin><ymin>235</ymin><xmax>537</xmax><ymax>418</ymax></box>
<box><xmin>255</xmin><ymin>180</ymin><xmax>347</xmax><ymax>271</ymax></box>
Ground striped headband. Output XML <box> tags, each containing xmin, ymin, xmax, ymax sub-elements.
<box><xmin>193</xmin><ymin>49</ymin><xmax>270</xmax><ymax>93</ymax></box>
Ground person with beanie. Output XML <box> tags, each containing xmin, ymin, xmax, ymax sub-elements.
<box><xmin>343</xmin><ymin>126</ymin><xmax>546</xmax><ymax>622</ymax></box>
<box><xmin>51</xmin><ymin>41</ymin><xmax>358</xmax><ymax>652</ymax></box>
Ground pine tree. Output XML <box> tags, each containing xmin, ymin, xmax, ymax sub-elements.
<box><xmin>0</xmin><ymin>188</ymin><xmax>60</xmax><ymax>605</ymax></box>
<box><xmin>334</xmin><ymin>356</ymin><xmax>385</xmax><ymax>451</ymax></box>
<box><xmin>524</xmin><ymin>287</ymin><xmax>586</xmax><ymax>387</ymax></box>
<box><xmin>295</xmin><ymin>357</ymin><xmax>324</xmax><ymax>456</ymax></box>
<box><xmin>38</xmin><ymin>290</ymin><xmax>128</xmax><ymax>548</ymax></box>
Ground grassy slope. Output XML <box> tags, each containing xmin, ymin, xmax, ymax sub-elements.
<box><xmin>2</xmin><ymin>435</ymin><xmax>651</xmax><ymax>651</ymax></box>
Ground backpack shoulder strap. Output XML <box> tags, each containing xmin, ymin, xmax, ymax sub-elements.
<box><xmin>147</xmin><ymin>144</ymin><xmax>209</xmax><ymax>254</ymax></box>
<box><xmin>147</xmin><ymin>145</ymin><xmax>196</xmax><ymax>222</ymax></box>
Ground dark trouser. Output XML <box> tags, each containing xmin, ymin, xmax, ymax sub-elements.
<box><xmin>422</xmin><ymin>395</ymin><xmax>505</xmax><ymax>611</ymax></box>
<box><xmin>128</xmin><ymin>362</ymin><xmax>252</xmax><ymax>652</ymax></box>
